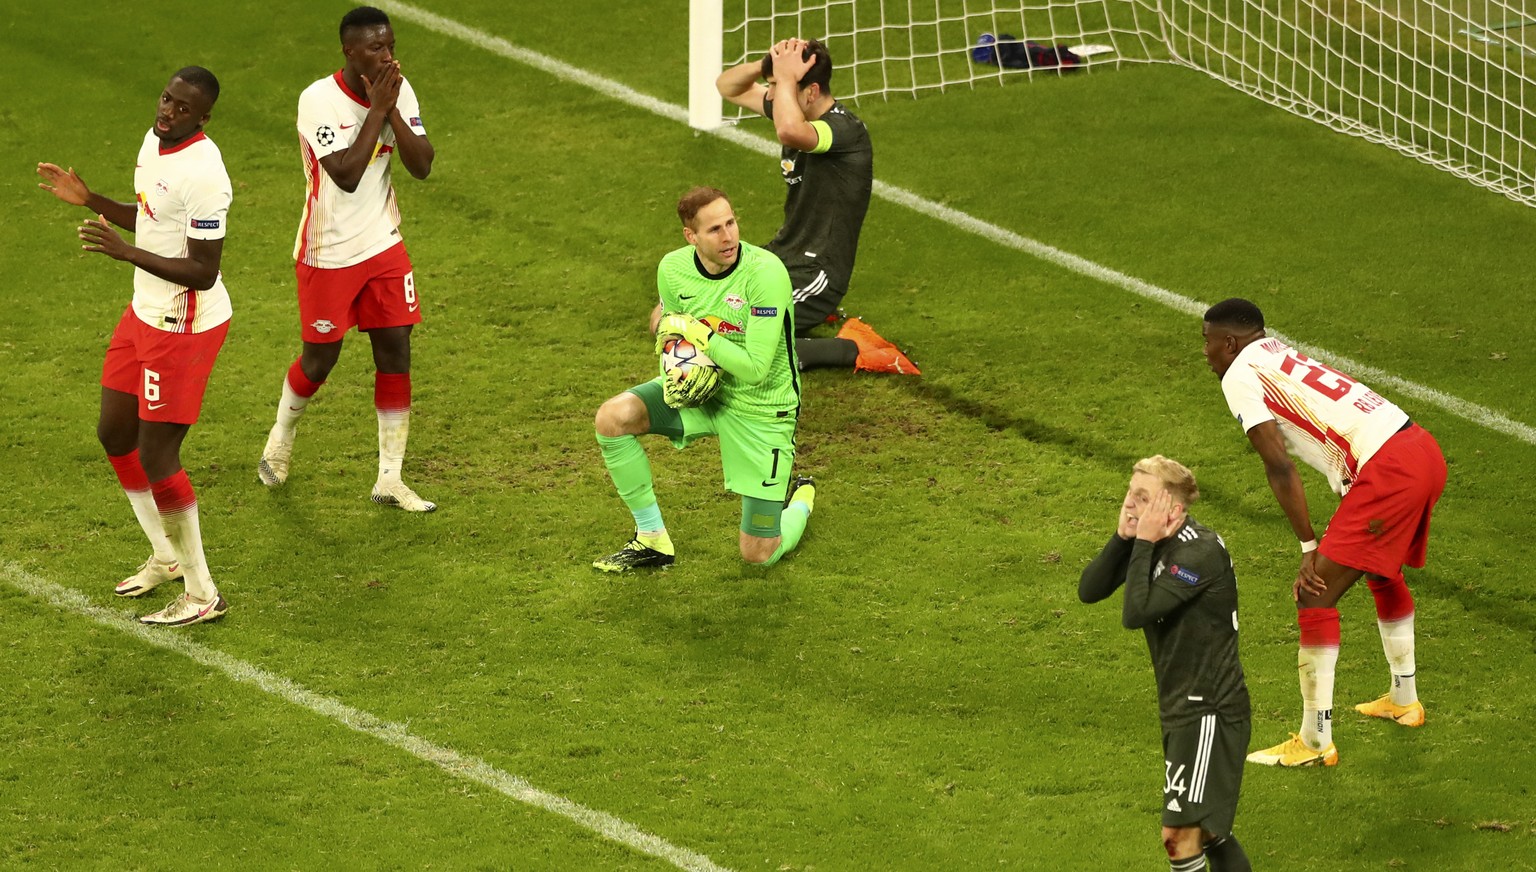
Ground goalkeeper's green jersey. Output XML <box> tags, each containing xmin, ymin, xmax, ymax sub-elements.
<box><xmin>657</xmin><ymin>241</ymin><xmax>800</xmax><ymax>419</ymax></box>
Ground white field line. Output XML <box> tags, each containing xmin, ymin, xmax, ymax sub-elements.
<box><xmin>1</xmin><ymin>563</ymin><xmax>733</xmax><ymax>872</ymax></box>
<box><xmin>377</xmin><ymin>0</ymin><xmax>1536</xmax><ymax>448</ymax></box>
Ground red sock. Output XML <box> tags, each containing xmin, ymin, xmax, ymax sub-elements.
<box><xmin>287</xmin><ymin>358</ymin><xmax>324</xmax><ymax>398</ymax></box>
<box><xmin>107</xmin><ymin>450</ymin><xmax>150</xmax><ymax>491</ymax></box>
<box><xmin>150</xmin><ymin>469</ymin><xmax>197</xmax><ymax>516</ymax></box>
<box><xmin>375</xmin><ymin>372</ymin><xmax>411</xmax><ymax>412</ymax></box>
<box><xmin>1367</xmin><ymin>574</ymin><xmax>1415</xmax><ymax>622</ymax></box>
<box><xmin>1298</xmin><ymin>607</ymin><xmax>1341</xmax><ymax>647</ymax></box>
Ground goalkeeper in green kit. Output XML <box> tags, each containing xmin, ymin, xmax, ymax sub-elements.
<box><xmin>592</xmin><ymin>187</ymin><xmax>816</xmax><ymax>572</ymax></box>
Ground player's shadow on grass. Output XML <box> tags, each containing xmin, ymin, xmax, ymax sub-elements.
<box><xmin>906</xmin><ymin>379</ymin><xmax>1142</xmax><ymax>467</ymax></box>
<box><xmin>600</xmin><ymin>572</ymin><xmax>802</xmax><ymax>665</ymax></box>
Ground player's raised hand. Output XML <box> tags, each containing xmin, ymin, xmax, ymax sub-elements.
<box><xmin>79</xmin><ymin>215</ymin><xmax>133</xmax><ymax>261</ymax></box>
<box><xmin>769</xmin><ymin>38</ymin><xmax>814</xmax><ymax>83</ymax></box>
<box><xmin>362</xmin><ymin>60</ymin><xmax>403</xmax><ymax>114</ymax></box>
<box><xmin>37</xmin><ymin>163</ymin><xmax>91</xmax><ymax>207</ymax></box>
<box><xmin>1135</xmin><ymin>489</ymin><xmax>1182</xmax><ymax>542</ymax></box>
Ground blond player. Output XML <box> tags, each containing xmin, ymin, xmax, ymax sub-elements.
<box><xmin>1202</xmin><ymin>298</ymin><xmax>1447</xmax><ymax>767</ymax></box>
<box><xmin>258</xmin><ymin>5</ymin><xmax>437</xmax><ymax>511</ymax></box>
<box><xmin>37</xmin><ymin>66</ymin><xmax>232</xmax><ymax>626</ymax></box>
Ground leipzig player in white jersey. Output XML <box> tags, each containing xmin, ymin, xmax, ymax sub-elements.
<box><xmin>1202</xmin><ymin>298</ymin><xmax>1447</xmax><ymax>767</ymax></box>
<box><xmin>258</xmin><ymin>5</ymin><xmax>437</xmax><ymax>512</ymax></box>
<box><xmin>36</xmin><ymin>67</ymin><xmax>232</xmax><ymax>626</ymax></box>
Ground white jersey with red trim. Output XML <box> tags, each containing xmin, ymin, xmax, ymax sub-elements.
<box><xmin>130</xmin><ymin>129</ymin><xmax>232</xmax><ymax>334</ymax></box>
<box><xmin>1221</xmin><ymin>337</ymin><xmax>1409</xmax><ymax>495</ymax></box>
<box><xmin>292</xmin><ymin>71</ymin><xmax>426</xmax><ymax>269</ymax></box>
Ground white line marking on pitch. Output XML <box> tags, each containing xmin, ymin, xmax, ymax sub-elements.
<box><xmin>1</xmin><ymin>563</ymin><xmax>733</xmax><ymax>872</ymax></box>
<box><xmin>377</xmin><ymin>0</ymin><xmax>1536</xmax><ymax>448</ymax></box>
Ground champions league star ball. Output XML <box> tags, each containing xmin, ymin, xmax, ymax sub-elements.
<box><xmin>659</xmin><ymin>336</ymin><xmax>722</xmax><ymax>407</ymax></box>
<box><xmin>660</xmin><ymin>336</ymin><xmax>717</xmax><ymax>377</ymax></box>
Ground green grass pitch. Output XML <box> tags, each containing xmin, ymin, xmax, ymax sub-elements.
<box><xmin>2</xmin><ymin>1</ymin><xmax>1534</xmax><ymax>868</ymax></box>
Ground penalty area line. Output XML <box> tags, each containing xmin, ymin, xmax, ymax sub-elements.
<box><xmin>0</xmin><ymin>563</ymin><xmax>734</xmax><ymax>872</ymax></box>
<box><xmin>376</xmin><ymin>0</ymin><xmax>1536</xmax><ymax>448</ymax></box>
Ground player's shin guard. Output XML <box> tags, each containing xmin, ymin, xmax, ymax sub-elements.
<box><xmin>597</xmin><ymin>433</ymin><xmax>659</xmax><ymax>513</ymax></box>
<box><xmin>275</xmin><ymin>358</ymin><xmax>324</xmax><ymax>434</ymax></box>
<box><xmin>108</xmin><ymin>449</ymin><xmax>176</xmax><ymax>563</ymax></box>
<box><xmin>1368</xmin><ymin>575</ymin><xmax>1418</xmax><ymax>705</ymax></box>
<box><xmin>150</xmin><ymin>470</ymin><xmax>216</xmax><ymax>601</ymax></box>
<box><xmin>1297</xmin><ymin>607</ymin><xmax>1341</xmax><ymax>750</ymax></box>
<box><xmin>375</xmin><ymin>372</ymin><xmax>412</xmax><ymax>484</ymax></box>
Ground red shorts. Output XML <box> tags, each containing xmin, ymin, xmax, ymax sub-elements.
<box><xmin>1320</xmin><ymin>423</ymin><xmax>1446</xmax><ymax>579</ymax></box>
<box><xmin>296</xmin><ymin>242</ymin><xmax>419</xmax><ymax>343</ymax></box>
<box><xmin>101</xmin><ymin>305</ymin><xmax>229</xmax><ymax>424</ymax></box>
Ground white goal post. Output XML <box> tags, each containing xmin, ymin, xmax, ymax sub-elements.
<box><xmin>690</xmin><ymin>0</ymin><xmax>1536</xmax><ymax>208</ymax></box>
<box><xmin>690</xmin><ymin>0</ymin><xmax>726</xmax><ymax>130</ymax></box>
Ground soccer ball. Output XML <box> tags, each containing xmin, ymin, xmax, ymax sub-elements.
<box><xmin>660</xmin><ymin>336</ymin><xmax>716</xmax><ymax>377</ymax></box>
<box><xmin>659</xmin><ymin>336</ymin><xmax>722</xmax><ymax>407</ymax></box>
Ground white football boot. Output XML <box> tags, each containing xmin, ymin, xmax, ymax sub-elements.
<box><xmin>140</xmin><ymin>591</ymin><xmax>229</xmax><ymax>627</ymax></box>
<box><xmin>115</xmin><ymin>556</ymin><xmax>182</xmax><ymax>598</ymax></box>
<box><xmin>258</xmin><ymin>427</ymin><xmax>294</xmax><ymax>487</ymax></box>
<box><xmin>371</xmin><ymin>480</ymin><xmax>437</xmax><ymax>513</ymax></box>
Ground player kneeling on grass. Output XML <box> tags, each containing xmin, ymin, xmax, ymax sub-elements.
<box><xmin>1079</xmin><ymin>457</ymin><xmax>1253</xmax><ymax>872</ymax></box>
<box><xmin>592</xmin><ymin>187</ymin><xmax>815</xmax><ymax>572</ymax></box>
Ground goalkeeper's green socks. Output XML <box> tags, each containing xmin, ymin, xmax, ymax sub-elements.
<box><xmin>764</xmin><ymin>483</ymin><xmax>815</xmax><ymax>566</ymax></box>
<box><xmin>597</xmin><ymin>433</ymin><xmax>670</xmax><ymax>544</ymax></box>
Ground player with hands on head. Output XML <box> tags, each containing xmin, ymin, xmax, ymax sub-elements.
<box><xmin>1202</xmin><ymin>298</ymin><xmax>1447</xmax><ymax>768</ymax></box>
<box><xmin>593</xmin><ymin>187</ymin><xmax>815</xmax><ymax>572</ymax></box>
<box><xmin>258</xmin><ymin>4</ymin><xmax>438</xmax><ymax>512</ymax></box>
<box><xmin>1079</xmin><ymin>457</ymin><xmax>1253</xmax><ymax>872</ymax></box>
<box><xmin>714</xmin><ymin>36</ymin><xmax>917</xmax><ymax>374</ymax></box>
<box><xmin>37</xmin><ymin>66</ymin><xmax>233</xmax><ymax>626</ymax></box>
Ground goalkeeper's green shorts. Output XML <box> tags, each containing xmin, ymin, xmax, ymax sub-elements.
<box><xmin>629</xmin><ymin>378</ymin><xmax>798</xmax><ymax>515</ymax></box>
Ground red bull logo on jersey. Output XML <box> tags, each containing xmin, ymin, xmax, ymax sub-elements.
<box><xmin>136</xmin><ymin>191</ymin><xmax>157</xmax><ymax>222</ymax></box>
<box><xmin>700</xmin><ymin>316</ymin><xmax>743</xmax><ymax>335</ymax></box>
<box><xmin>725</xmin><ymin>294</ymin><xmax>746</xmax><ymax>310</ymax></box>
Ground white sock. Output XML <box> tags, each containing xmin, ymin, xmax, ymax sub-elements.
<box><xmin>160</xmin><ymin>501</ymin><xmax>216</xmax><ymax>602</ymax></box>
<box><xmin>274</xmin><ymin>378</ymin><xmax>312</xmax><ymax>436</ymax></box>
<box><xmin>125</xmin><ymin>489</ymin><xmax>177</xmax><ymax>564</ymax></box>
<box><xmin>1298</xmin><ymin>644</ymin><xmax>1338</xmax><ymax>750</ymax></box>
<box><xmin>377</xmin><ymin>409</ymin><xmax>409</xmax><ymax>484</ymax></box>
<box><xmin>1377</xmin><ymin>614</ymin><xmax>1418</xmax><ymax>705</ymax></box>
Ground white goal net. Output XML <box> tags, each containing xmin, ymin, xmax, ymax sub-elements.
<box><xmin>692</xmin><ymin>0</ymin><xmax>1536</xmax><ymax>208</ymax></box>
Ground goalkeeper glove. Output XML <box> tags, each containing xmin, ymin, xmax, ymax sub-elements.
<box><xmin>663</xmin><ymin>363</ymin><xmax>723</xmax><ymax>409</ymax></box>
<box><xmin>655</xmin><ymin>312</ymin><xmax>715</xmax><ymax>353</ymax></box>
